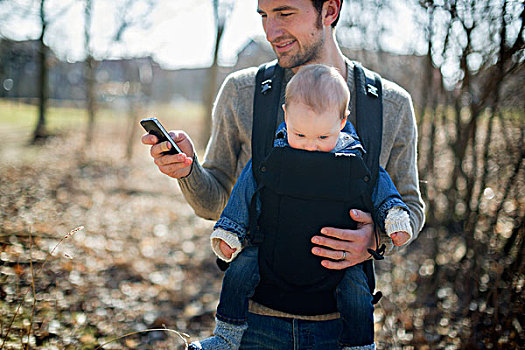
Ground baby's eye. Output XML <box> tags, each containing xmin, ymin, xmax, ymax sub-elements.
<box><xmin>319</xmin><ymin>135</ymin><xmax>328</xmax><ymax>140</ymax></box>
<box><xmin>296</xmin><ymin>133</ymin><xmax>305</xmax><ymax>138</ymax></box>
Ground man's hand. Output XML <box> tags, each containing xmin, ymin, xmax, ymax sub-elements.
<box><xmin>311</xmin><ymin>209</ymin><xmax>376</xmax><ymax>269</ymax></box>
<box><xmin>141</xmin><ymin>130</ymin><xmax>195</xmax><ymax>179</ymax></box>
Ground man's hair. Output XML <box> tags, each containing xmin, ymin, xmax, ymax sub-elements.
<box><xmin>285</xmin><ymin>64</ymin><xmax>349</xmax><ymax>120</ymax></box>
<box><xmin>311</xmin><ymin>0</ymin><xmax>343</xmax><ymax>27</ymax></box>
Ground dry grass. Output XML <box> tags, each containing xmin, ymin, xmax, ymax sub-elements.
<box><xmin>0</xmin><ymin>103</ymin><xmax>522</xmax><ymax>349</ymax></box>
<box><xmin>0</xmin><ymin>111</ymin><xmax>216</xmax><ymax>349</ymax></box>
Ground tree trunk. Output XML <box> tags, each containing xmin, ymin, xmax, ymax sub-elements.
<box><xmin>201</xmin><ymin>1</ymin><xmax>225</xmax><ymax>148</ymax></box>
<box><xmin>125</xmin><ymin>98</ymin><xmax>140</xmax><ymax>161</ymax></box>
<box><xmin>84</xmin><ymin>0</ymin><xmax>97</xmax><ymax>146</ymax></box>
<box><xmin>32</xmin><ymin>0</ymin><xmax>48</xmax><ymax>143</ymax></box>
<box><xmin>85</xmin><ymin>55</ymin><xmax>97</xmax><ymax>145</ymax></box>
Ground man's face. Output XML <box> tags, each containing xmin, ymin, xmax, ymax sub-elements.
<box><xmin>257</xmin><ymin>0</ymin><xmax>326</xmax><ymax>70</ymax></box>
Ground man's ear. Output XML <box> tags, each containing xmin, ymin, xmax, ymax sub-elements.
<box><xmin>322</xmin><ymin>0</ymin><xmax>341</xmax><ymax>27</ymax></box>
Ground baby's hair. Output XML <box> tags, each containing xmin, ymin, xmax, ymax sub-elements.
<box><xmin>285</xmin><ymin>64</ymin><xmax>350</xmax><ymax>120</ymax></box>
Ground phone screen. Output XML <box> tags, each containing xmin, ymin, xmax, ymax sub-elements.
<box><xmin>140</xmin><ymin>117</ymin><xmax>182</xmax><ymax>154</ymax></box>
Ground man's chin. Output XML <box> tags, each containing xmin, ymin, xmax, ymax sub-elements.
<box><xmin>275</xmin><ymin>52</ymin><xmax>315</xmax><ymax>70</ymax></box>
<box><xmin>276</xmin><ymin>56</ymin><xmax>300</xmax><ymax>70</ymax></box>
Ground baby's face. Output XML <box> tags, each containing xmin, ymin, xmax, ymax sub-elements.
<box><xmin>284</xmin><ymin>102</ymin><xmax>345</xmax><ymax>152</ymax></box>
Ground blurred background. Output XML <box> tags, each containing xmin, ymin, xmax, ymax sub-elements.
<box><xmin>0</xmin><ymin>0</ymin><xmax>523</xmax><ymax>349</ymax></box>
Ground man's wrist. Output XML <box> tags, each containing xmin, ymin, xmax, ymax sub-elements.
<box><xmin>178</xmin><ymin>154</ymin><xmax>197</xmax><ymax>179</ymax></box>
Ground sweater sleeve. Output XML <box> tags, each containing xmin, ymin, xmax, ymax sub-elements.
<box><xmin>178</xmin><ymin>71</ymin><xmax>253</xmax><ymax>220</ymax></box>
<box><xmin>382</xmin><ymin>91</ymin><xmax>426</xmax><ymax>245</ymax></box>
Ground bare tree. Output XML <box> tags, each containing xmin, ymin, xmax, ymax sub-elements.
<box><xmin>28</xmin><ymin>0</ymin><xmax>73</xmax><ymax>143</ymax></box>
<box><xmin>32</xmin><ymin>0</ymin><xmax>49</xmax><ymax>143</ymax></box>
<box><xmin>0</xmin><ymin>0</ymin><xmax>74</xmax><ymax>143</ymax></box>
<box><xmin>84</xmin><ymin>0</ymin><xmax>97</xmax><ymax>146</ymax></box>
<box><xmin>412</xmin><ymin>0</ymin><xmax>524</xmax><ymax>346</ymax></box>
<box><xmin>109</xmin><ymin>0</ymin><xmax>157</xmax><ymax>159</ymax></box>
<box><xmin>338</xmin><ymin>0</ymin><xmax>524</xmax><ymax>346</ymax></box>
<box><xmin>337</xmin><ymin>0</ymin><xmax>394</xmax><ymax>53</ymax></box>
<box><xmin>77</xmin><ymin>0</ymin><xmax>157</xmax><ymax>153</ymax></box>
<box><xmin>201</xmin><ymin>0</ymin><xmax>233</xmax><ymax>146</ymax></box>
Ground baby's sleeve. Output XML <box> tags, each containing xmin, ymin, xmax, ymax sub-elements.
<box><xmin>384</xmin><ymin>207</ymin><xmax>413</xmax><ymax>239</ymax></box>
<box><xmin>371</xmin><ymin>166</ymin><xmax>409</xmax><ymax>232</ymax></box>
<box><xmin>210</xmin><ymin>228</ymin><xmax>243</xmax><ymax>262</ymax></box>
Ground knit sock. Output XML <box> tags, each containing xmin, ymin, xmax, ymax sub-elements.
<box><xmin>188</xmin><ymin>319</ymin><xmax>248</xmax><ymax>350</ymax></box>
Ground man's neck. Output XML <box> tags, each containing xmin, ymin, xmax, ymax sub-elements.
<box><xmin>323</xmin><ymin>38</ymin><xmax>347</xmax><ymax>79</ymax></box>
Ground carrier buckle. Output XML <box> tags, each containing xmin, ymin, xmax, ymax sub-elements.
<box><xmin>367</xmin><ymin>83</ymin><xmax>379</xmax><ymax>97</ymax></box>
<box><xmin>261</xmin><ymin>79</ymin><xmax>272</xmax><ymax>94</ymax></box>
<box><xmin>368</xmin><ymin>243</ymin><xmax>386</xmax><ymax>260</ymax></box>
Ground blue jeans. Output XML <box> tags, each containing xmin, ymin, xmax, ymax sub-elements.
<box><xmin>240</xmin><ymin>312</ymin><xmax>343</xmax><ymax>349</ymax></box>
<box><xmin>216</xmin><ymin>247</ymin><xmax>374</xmax><ymax>347</ymax></box>
<box><xmin>216</xmin><ymin>246</ymin><xmax>260</xmax><ymax>325</ymax></box>
<box><xmin>336</xmin><ymin>264</ymin><xmax>374</xmax><ymax>346</ymax></box>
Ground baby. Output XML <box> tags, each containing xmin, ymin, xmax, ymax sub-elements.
<box><xmin>189</xmin><ymin>64</ymin><xmax>412</xmax><ymax>350</ymax></box>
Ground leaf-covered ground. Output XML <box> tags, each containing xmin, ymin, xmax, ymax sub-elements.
<box><xmin>0</xmin><ymin>124</ymin><xmax>520</xmax><ymax>349</ymax></box>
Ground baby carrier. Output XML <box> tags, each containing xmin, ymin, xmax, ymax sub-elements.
<box><xmin>248</xmin><ymin>61</ymin><xmax>385</xmax><ymax>315</ymax></box>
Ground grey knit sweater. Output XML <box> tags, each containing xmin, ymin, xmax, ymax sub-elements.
<box><xmin>178</xmin><ymin>59</ymin><xmax>425</xmax><ymax>319</ymax></box>
<box><xmin>179</xmin><ymin>59</ymin><xmax>424</xmax><ymax>235</ymax></box>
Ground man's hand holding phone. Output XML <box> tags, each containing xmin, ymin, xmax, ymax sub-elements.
<box><xmin>140</xmin><ymin>117</ymin><xmax>195</xmax><ymax>179</ymax></box>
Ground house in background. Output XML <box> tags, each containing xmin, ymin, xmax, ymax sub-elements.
<box><xmin>0</xmin><ymin>37</ymin><xmax>436</xmax><ymax>110</ymax></box>
<box><xmin>0</xmin><ymin>40</ymin><xmax>53</xmax><ymax>99</ymax></box>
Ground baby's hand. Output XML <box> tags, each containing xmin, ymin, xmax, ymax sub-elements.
<box><xmin>390</xmin><ymin>231</ymin><xmax>410</xmax><ymax>247</ymax></box>
<box><xmin>219</xmin><ymin>240</ymin><xmax>237</xmax><ymax>259</ymax></box>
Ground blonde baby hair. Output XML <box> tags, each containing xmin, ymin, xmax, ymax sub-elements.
<box><xmin>285</xmin><ymin>64</ymin><xmax>350</xmax><ymax>120</ymax></box>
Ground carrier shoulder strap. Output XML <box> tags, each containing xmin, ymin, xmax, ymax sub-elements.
<box><xmin>216</xmin><ymin>61</ymin><xmax>283</xmax><ymax>270</ymax></box>
<box><xmin>353</xmin><ymin>62</ymin><xmax>383</xmax><ymax>191</ymax></box>
<box><xmin>353</xmin><ymin>62</ymin><xmax>385</xmax><ymax>304</ymax></box>
<box><xmin>252</xmin><ymin>60</ymin><xmax>284</xmax><ymax>180</ymax></box>
<box><xmin>249</xmin><ymin>61</ymin><xmax>283</xmax><ymax>245</ymax></box>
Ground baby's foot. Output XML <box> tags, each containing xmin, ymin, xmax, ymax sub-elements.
<box><xmin>188</xmin><ymin>319</ymin><xmax>247</xmax><ymax>350</ymax></box>
<box><xmin>187</xmin><ymin>343</ymin><xmax>201</xmax><ymax>350</ymax></box>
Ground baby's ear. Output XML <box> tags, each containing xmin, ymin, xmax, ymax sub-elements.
<box><xmin>340</xmin><ymin>110</ymin><xmax>350</xmax><ymax>129</ymax></box>
<box><xmin>340</xmin><ymin>117</ymin><xmax>347</xmax><ymax>129</ymax></box>
<box><xmin>283</xmin><ymin>104</ymin><xmax>288</xmax><ymax>121</ymax></box>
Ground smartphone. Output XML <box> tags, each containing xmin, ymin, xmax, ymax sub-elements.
<box><xmin>140</xmin><ymin>117</ymin><xmax>182</xmax><ymax>155</ymax></box>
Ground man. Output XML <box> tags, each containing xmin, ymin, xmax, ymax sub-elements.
<box><xmin>142</xmin><ymin>0</ymin><xmax>425</xmax><ymax>347</ymax></box>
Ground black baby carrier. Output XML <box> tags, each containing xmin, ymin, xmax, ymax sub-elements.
<box><xmin>246</xmin><ymin>61</ymin><xmax>386</xmax><ymax>315</ymax></box>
